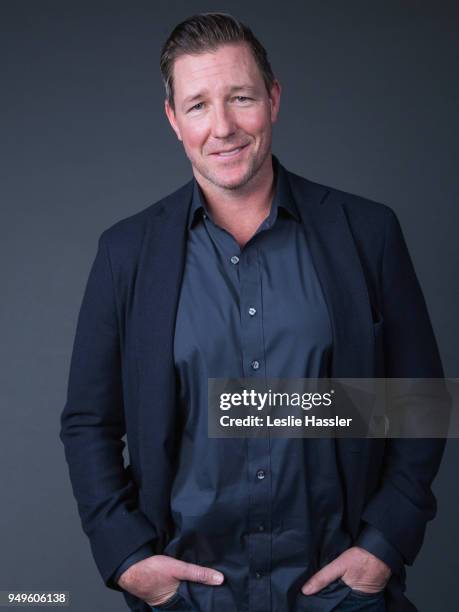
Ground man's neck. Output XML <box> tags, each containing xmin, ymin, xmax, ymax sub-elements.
<box><xmin>193</xmin><ymin>157</ymin><xmax>275</xmax><ymax>248</ymax></box>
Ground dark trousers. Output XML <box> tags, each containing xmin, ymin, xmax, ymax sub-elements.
<box><xmin>149</xmin><ymin>583</ymin><xmax>386</xmax><ymax>611</ymax></box>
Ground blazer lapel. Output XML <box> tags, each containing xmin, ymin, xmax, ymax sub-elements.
<box><xmin>287</xmin><ymin>169</ymin><xmax>376</xmax><ymax>538</ymax></box>
<box><xmin>287</xmin><ymin>170</ymin><xmax>375</xmax><ymax>379</ymax></box>
<box><xmin>135</xmin><ymin>181</ymin><xmax>193</xmax><ymax>491</ymax></box>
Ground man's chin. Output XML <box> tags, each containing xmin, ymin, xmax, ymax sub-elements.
<box><xmin>205</xmin><ymin>166</ymin><xmax>255</xmax><ymax>191</ymax></box>
<box><xmin>213</xmin><ymin>178</ymin><xmax>250</xmax><ymax>190</ymax></box>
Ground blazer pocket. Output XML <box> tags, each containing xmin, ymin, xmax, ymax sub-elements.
<box><xmin>371</xmin><ymin>296</ymin><xmax>383</xmax><ymax>325</ymax></box>
<box><xmin>338</xmin><ymin>578</ymin><xmax>385</xmax><ymax>599</ymax></box>
<box><xmin>372</xmin><ymin>316</ymin><xmax>385</xmax><ymax>376</ymax></box>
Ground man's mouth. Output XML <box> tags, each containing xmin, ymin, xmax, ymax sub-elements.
<box><xmin>211</xmin><ymin>144</ymin><xmax>249</xmax><ymax>157</ymax></box>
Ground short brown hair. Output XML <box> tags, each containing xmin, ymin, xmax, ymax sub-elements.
<box><xmin>160</xmin><ymin>12</ymin><xmax>275</xmax><ymax>110</ymax></box>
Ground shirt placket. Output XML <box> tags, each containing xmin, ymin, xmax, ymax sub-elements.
<box><xmin>239</xmin><ymin>243</ymin><xmax>272</xmax><ymax>612</ymax></box>
<box><xmin>204</xmin><ymin>216</ymin><xmax>274</xmax><ymax>612</ymax></box>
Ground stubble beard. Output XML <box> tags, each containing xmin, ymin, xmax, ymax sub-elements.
<box><xmin>191</xmin><ymin>143</ymin><xmax>271</xmax><ymax>192</ymax></box>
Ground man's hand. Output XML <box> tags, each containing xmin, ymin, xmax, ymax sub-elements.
<box><xmin>301</xmin><ymin>547</ymin><xmax>391</xmax><ymax>596</ymax></box>
<box><xmin>118</xmin><ymin>554</ymin><xmax>224</xmax><ymax>607</ymax></box>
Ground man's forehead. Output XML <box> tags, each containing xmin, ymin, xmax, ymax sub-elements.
<box><xmin>172</xmin><ymin>44</ymin><xmax>261</xmax><ymax>92</ymax></box>
<box><xmin>174</xmin><ymin>42</ymin><xmax>252</xmax><ymax>69</ymax></box>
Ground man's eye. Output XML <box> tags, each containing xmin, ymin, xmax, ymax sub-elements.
<box><xmin>235</xmin><ymin>96</ymin><xmax>251</xmax><ymax>103</ymax></box>
<box><xmin>189</xmin><ymin>102</ymin><xmax>204</xmax><ymax>112</ymax></box>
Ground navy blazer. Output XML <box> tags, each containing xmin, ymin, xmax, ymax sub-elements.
<box><xmin>60</xmin><ymin>166</ymin><xmax>447</xmax><ymax>612</ymax></box>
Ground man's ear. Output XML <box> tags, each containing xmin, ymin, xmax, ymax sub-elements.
<box><xmin>165</xmin><ymin>99</ymin><xmax>182</xmax><ymax>141</ymax></box>
<box><xmin>269</xmin><ymin>79</ymin><xmax>282</xmax><ymax>124</ymax></box>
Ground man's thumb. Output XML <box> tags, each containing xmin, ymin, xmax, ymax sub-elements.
<box><xmin>174</xmin><ymin>560</ymin><xmax>224</xmax><ymax>585</ymax></box>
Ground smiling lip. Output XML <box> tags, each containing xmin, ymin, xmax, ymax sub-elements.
<box><xmin>211</xmin><ymin>144</ymin><xmax>249</xmax><ymax>157</ymax></box>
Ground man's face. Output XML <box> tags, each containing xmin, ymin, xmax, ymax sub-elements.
<box><xmin>164</xmin><ymin>42</ymin><xmax>281</xmax><ymax>191</ymax></box>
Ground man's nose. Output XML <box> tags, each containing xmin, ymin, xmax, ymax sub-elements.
<box><xmin>211</xmin><ymin>105</ymin><xmax>236</xmax><ymax>139</ymax></box>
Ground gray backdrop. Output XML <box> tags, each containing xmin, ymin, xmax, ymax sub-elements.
<box><xmin>1</xmin><ymin>1</ymin><xmax>458</xmax><ymax>610</ymax></box>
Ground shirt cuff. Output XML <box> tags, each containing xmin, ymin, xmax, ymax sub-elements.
<box><xmin>111</xmin><ymin>541</ymin><xmax>156</xmax><ymax>586</ymax></box>
<box><xmin>355</xmin><ymin>524</ymin><xmax>404</xmax><ymax>575</ymax></box>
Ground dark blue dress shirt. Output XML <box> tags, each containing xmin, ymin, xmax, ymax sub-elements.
<box><xmin>112</xmin><ymin>158</ymin><xmax>403</xmax><ymax>611</ymax></box>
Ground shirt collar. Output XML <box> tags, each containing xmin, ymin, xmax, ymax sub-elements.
<box><xmin>187</xmin><ymin>155</ymin><xmax>300</xmax><ymax>230</ymax></box>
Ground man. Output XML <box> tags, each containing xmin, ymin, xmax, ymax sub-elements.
<box><xmin>60</xmin><ymin>13</ymin><xmax>447</xmax><ymax>612</ymax></box>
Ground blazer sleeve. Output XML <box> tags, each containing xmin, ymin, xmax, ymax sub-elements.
<box><xmin>60</xmin><ymin>231</ymin><xmax>158</xmax><ymax>590</ymax></box>
<box><xmin>359</xmin><ymin>208</ymin><xmax>449</xmax><ymax>567</ymax></box>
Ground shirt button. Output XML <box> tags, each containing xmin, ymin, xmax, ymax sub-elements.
<box><xmin>255</xmin><ymin>571</ymin><xmax>263</xmax><ymax>579</ymax></box>
<box><xmin>230</xmin><ymin>255</ymin><xmax>239</xmax><ymax>264</ymax></box>
<box><xmin>257</xmin><ymin>524</ymin><xmax>265</xmax><ymax>532</ymax></box>
<box><xmin>248</xmin><ymin>307</ymin><xmax>257</xmax><ymax>316</ymax></box>
<box><xmin>256</xmin><ymin>469</ymin><xmax>266</xmax><ymax>480</ymax></box>
<box><xmin>251</xmin><ymin>360</ymin><xmax>260</xmax><ymax>370</ymax></box>
<box><xmin>203</xmin><ymin>213</ymin><xmax>207</xmax><ymax>219</ymax></box>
